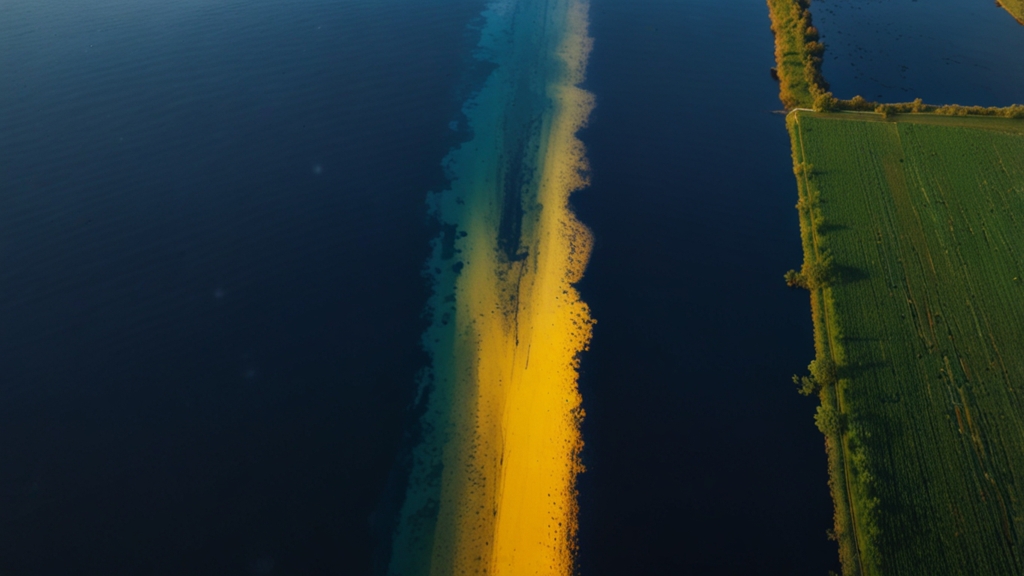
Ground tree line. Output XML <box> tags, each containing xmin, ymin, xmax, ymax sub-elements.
<box><xmin>813</xmin><ymin>94</ymin><xmax>1024</xmax><ymax>119</ymax></box>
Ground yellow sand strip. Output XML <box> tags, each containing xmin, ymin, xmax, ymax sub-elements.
<box><xmin>387</xmin><ymin>1</ymin><xmax>595</xmax><ymax>574</ymax></box>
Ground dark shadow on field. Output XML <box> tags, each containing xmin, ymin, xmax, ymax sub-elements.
<box><xmin>833</xmin><ymin>264</ymin><xmax>869</xmax><ymax>285</ymax></box>
<box><xmin>817</xmin><ymin>222</ymin><xmax>848</xmax><ymax>234</ymax></box>
<box><xmin>838</xmin><ymin>388</ymin><xmax>916</xmax><ymax>564</ymax></box>
<box><xmin>842</xmin><ymin>335</ymin><xmax>881</xmax><ymax>343</ymax></box>
<box><xmin>837</xmin><ymin>360</ymin><xmax>888</xmax><ymax>381</ymax></box>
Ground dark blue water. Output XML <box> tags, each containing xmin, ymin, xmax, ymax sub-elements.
<box><xmin>1</xmin><ymin>0</ymin><xmax>841</xmax><ymax>574</ymax></box>
<box><xmin>814</xmin><ymin>0</ymin><xmax>1024</xmax><ymax>105</ymax></box>
<box><xmin>1</xmin><ymin>1</ymin><xmax>483</xmax><ymax>574</ymax></box>
<box><xmin>574</xmin><ymin>0</ymin><xmax>837</xmax><ymax>573</ymax></box>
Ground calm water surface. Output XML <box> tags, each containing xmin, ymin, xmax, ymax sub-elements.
<box><xmin>1</xmin><ymin>0</ymin><xmax>482</xmax><ymax>573</ymax></box>
<box><xmin>1</xmin><ymin>0</ymin><xmax>843</xmax><ymax>574</ymax></box>
<box><xmin>814</xmin><ymin>0</ymin><xmax>1024</xmax><ymax>105</ymax></box>
<box><xmin>576</xmin><ymin>0</ymin><xmax>836</xmax><ymax>573</ymax></box>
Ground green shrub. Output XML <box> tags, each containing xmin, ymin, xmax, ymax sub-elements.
<box><xmin>814</xmin><ymin>92</ymin><xmax>838</xmax><ymax>113</ymax></box>
<box><xmin>793</xmin><ymin>373</ymin><xmax>821</xmax><ymax>396</ymax></box>
<box><xmin>815</xmin><ymin>403</ymin><xmax>841</xmax><ymax>435</ymax></box>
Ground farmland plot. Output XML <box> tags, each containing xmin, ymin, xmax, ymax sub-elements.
<box><xmin>790</xmin><ymin>111</ymin><xmax>1024</xmax><ymax>575</ymax></box>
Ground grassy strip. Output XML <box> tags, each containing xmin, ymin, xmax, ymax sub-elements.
<box><xmin>799</xmin><ymin>109</ymin><xmax>1024</xmax><ymax>133</ymax></box>
<box><xmin>787</xmin><ymin>112</ymin><xmax>876</xmax><ymax>576</ymax></box>
<box><xmin>768</xmin><ymin>4</ymin><xmax>874</xmax><ymax>572</ymax></box>
<box><xmin>996</xmin><ymin>0</ymin><xmax>1024</xmax><ymax>24</ymax></box>
<box><xmin>765</xmin><ymin>0</ymin><xmax>827</xmax><ymax>109</ymax></box>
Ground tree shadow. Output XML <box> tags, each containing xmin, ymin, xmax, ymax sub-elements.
<box><xmin>843</xmin><ymin>335</ymin><xmax>881</xmax><ymax>343</ymax></box>
<box><xmin>818</xmin><ymin>222</ymin><xmax>849</xmax><ymax>234</ymax></box>
<box><xmin>833</xmin><ymin>264</ymin><xmax>869</xmax><ymax>285</ymax></box>
<box><xmin>837</xmin><ymin>360</ymin><xmax>888</xmax><ymax>380</ymax></box>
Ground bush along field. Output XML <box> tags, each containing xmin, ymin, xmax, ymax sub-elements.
<box><xmin>768</xmin><ymin>0</ymin><xmax>1024</xmax><ymax>574</ymax></box>
<box><xmin>786</xmin><ymin>114</ymin><xmax>872</xmax><ymax>576</ymax></box>
<box><xmin>813</xmin><ymin>95</ymin><xmax>1024</xmax><ymax>120</ymax></box>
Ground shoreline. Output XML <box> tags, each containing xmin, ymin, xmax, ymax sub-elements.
<box><xmin>770</xmin><ymin>0</ymin><xmax>1024</xmax><ymax>572</ymax></box>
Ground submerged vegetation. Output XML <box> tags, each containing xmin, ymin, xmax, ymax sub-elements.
<box><xmin>771</xmin><ymin>1</ymin><xmax>1024</xmax><ymax>574</ymax></box>
<box><xmin>389</xmin><ymin>1</ymin><xmax>595</xmax><ymax>574</ymax></box>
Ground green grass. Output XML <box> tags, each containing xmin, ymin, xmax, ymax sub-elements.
<box><xmin>998</xmin><ymin>0</ymin><xmax>1024</xmax><ymax>24</ymax></box>
<box><xmin>789</xmin><ymin>111</ymin><xmax>1024</xmax><ymax>575</ymax></box>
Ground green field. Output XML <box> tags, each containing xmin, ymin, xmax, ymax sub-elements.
<box><xmin>789</xmin><ymin>111</ymin><xmax>1024</xmax><ymax>575</ymax></box>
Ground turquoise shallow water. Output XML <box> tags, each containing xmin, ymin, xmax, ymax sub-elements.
<box><xmin>385</xmin><ymin>0</ymin><xmax>597</xmax><ymax>572</ymax></box>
